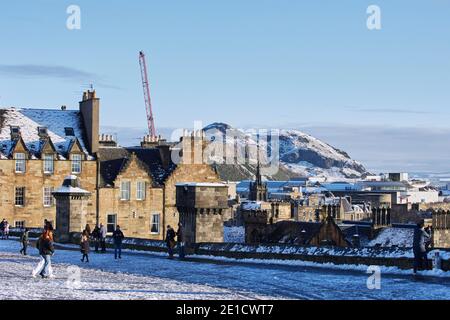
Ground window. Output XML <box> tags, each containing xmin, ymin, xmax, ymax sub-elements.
<box><xmin>15</xmin><ymin>187</ymin><xmax>25</xmax><ymax>206</ymax></box>
<box><xmin>71</xmin><ymin>154</ymin><xmax>82</xmax><ymax>174</ymax></box>
<box><xmin>38</xmin><ymin>127</ymin><xmax>48</xmax><ymax>136</ymax></box>
<box><xmin>43</xmin><ymin>187</ymin><xmax>54</xmax><ymax>207</ymax></box>
<box><xmin>136</xmin><ymin>181</ymin><xmax>146</xmax><ymax>200</ymax></box>
<box><xmin>120</xmin><ymin>181</ymin><xmax>131</xmax><ymax>200</ymax></box>
<box><xmin>10</xmin><ymin>126</ymin><xmax>20</xmax><ymax>135</ymax></box>
<box><xmin>150</xmin><ymin>213</ymin><xmax>160</xmax><ymax>234</ymax></box>
<box><xmin>107</xmin><ymin>214</ymin><xmax>117</xmax><ymax>233</ymax></box>
<box><xmin>64</xmin><ymin>127</ymin><xmax>74</xmax><ymax>136</ymax></box>
<box><xmin>14</xmin><ymin>153</ymin><xmax>26</xmax><ymax>173</ymax></box>
<box><xmin>43</xmin><ymin>154</ymin><xmax>54</xmax><ymax>173</ymax></box>
<box><xmin>15</xmin><ymin>221</ymin><xmax>25</xmax><ymax>229</ymax></box>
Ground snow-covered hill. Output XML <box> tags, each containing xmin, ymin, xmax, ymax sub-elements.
<box><xmin>203</xmin><ymin>123</ymin><xmax>368</xmax><ymax>181</ymax></box>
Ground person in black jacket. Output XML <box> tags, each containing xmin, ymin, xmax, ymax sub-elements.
<box><xmin>19</xmin><ymin>228</ymin><xmax>29</xmax><ymax>255</ymax></box>
<box><xmin>413</xmin><ymin>220</ymin><xmax>431</xmax><ymax>274</ymax></box>
<box><xmin>34</xmin><ymin>233</ymin><xmax>55</xmax><ymax>278</ymax></box>
<box><xmin>91</xmin><ymin>225</ymin><xmax>100</xmax><ymax>253</ymax></box>
<box><xmin>166</xmin><ymin>225</ymin><xmax>176</xmax><ymax>259</ymax></box>
<box><xmin>112</xmin><ymin>225</ymin><xmax>124</xmax><ymax>259</ymax></box>
<box><xmin>176</xmin><ymin>223</ymin><xmax>185</xmax><ymax>259</ymax></box>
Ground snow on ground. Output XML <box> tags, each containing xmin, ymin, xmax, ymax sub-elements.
<box><xmin>0</xmin><ymin>241</ymin><xmax>450</xmax><ymax>300</ymax></box>
<box><xmin>0</xmin><ymin>240</ymin><xmax>273</xmax><ymax>300</ymax></box>
<box><xmin>1</xmin><ymin>240</ymin><xmax>450</xmax><ymax>300</ymax></box>
<box><xmin>368</xmin><ymin>228</ymin><xmax>414</xmax><ymax>248</ymax></box>
<box><xmin>224</xmin><ymin>226</ymin><xmax>245</xmax><ymax>243</ymax></box>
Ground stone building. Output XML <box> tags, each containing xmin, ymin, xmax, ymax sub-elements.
<box><xmin>96</xmin><ymin>133</ymin><xmax>221</xmax><ymax>240</ymax></box>
<box><xmin>53</xmin><ymin>175</ymin><xmax>91</xmax><ymax>242</ymax></box>
<box><xmin>243</xmin><ymin>205</ymin><xmax>349</xmax><ymax>247</ymax></box>
<box><xmin>432</xmin><ymin>210</ymin><xmax>450</xmax><ymax>248</ymax></box>
<box><xmin>0</xmin><ymin>91</ymin><xmax>98</xmax><ymax>229</ymax></box>
<box><xmin>0</xmin><ymin>91</ymin><xmax>222</xmax><ymax>241</ymax></box>
<box><xmin>176</xmin><ymin>183</ymin><xmax>229</xmax><ymax>247</ymax></box>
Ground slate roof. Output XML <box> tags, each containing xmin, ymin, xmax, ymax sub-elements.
<box><xmin>340</xmin><ymin>224</ymin><xmax>372</xmax><ymax>246</ymax></box>
<box><xmin>0</xmin><ymin>107</ymin><xmax>91</xmax><ymax>159</ymax></box>
<box><xmin>266</xmin><ymin>220</ymin><xmax>322</xmax><ymax>245</ymax></box>
<box><xmin>98</xmin><ymin>146</ymin><xmax>177</xmax><ymax>187</ymax></box>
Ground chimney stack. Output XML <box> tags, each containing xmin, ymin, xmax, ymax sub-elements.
<box><xmin>79</xmin><ymin>90</ymin><xmax>100</xmax><ymax>155</ymax></box>
<box><xmin>157</xmin><ymin>142</ymin><xmax>171</xmax><ymax>169</ymax></box>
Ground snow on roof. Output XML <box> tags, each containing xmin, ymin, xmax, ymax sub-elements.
<box><xmin>368</xmin><ymin>227</ymin><xmax>414</xmax><ymax>248</ymax></box>
<box><xmin>175</xmin><ymin>182</ymin><xmax>227</xmax><ymax>187</ymax></box>
<box><xmin>0</xmin><ymin>108</ymin><xmax>92</xmax><ymax>158</ymax></box>
<box><xmin>241</xmin><ymin>201</ymin><xmax>262</xmax><ymax>211</ymax></box>
<box><xmin>53</xmin><ymin>185</ymin><xmax>91</xmax><ymax>194</ymax></box>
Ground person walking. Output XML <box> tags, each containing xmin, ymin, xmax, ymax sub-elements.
<box><xmin>0</xmin><ymin>219</ymin><xmax>4</xmax><ymax>239</ymax></box>
<box><xmin>112</xmin><ymin>225</ymin><xmax>124</xmax><ymax>259</ymax></box>
<box><xmin>413</xmin><ymin>220</ymin><xmax>431</xmax><ymax>274</ymax></box>
<box><xmin>20</xmin><ymin>228</ymin><xmax>29</xmax><ymax>255</ymax></box>
<box><xmin>44</xmin><ymin>219</ymin><xmax>54</xmax><ymax>231</ymax></box>
<box><xmin>34</xmin><ymin>232</ymin><xmax>55</xmax><ymax>279</ymax></box>
<box><xmin>3</xmin><ymin>220</ymin><xmax>9</xmax><ymax>240</ymax></box>
<box><xmin>176</xmin><ymin>222</ymin><xmax>185</xmax><ymax>259</ymax></box>
<box><xmin>80</xmin><ymin>230</ymin><xmax>90</xmax><ymax>263</ymax></box>
<box><xmin>99</xmin><ymin>223</ymin><xmax>107</xmax><ymax>253</ymax></box>
<box><xmin>92</xmin><ymin>225</ymin><xmax>100</xmax><ymax>253</ymax></box>
<box><xmin>166</xmin><ymin>225</ymin><xmax>176</xmax><ymax>259</ymax></box>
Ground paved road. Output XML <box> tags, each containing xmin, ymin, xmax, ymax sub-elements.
<box><xmin>0</xmin><ymin>240</ymin><xmax>449</xmax><ymax>300</ymax></box>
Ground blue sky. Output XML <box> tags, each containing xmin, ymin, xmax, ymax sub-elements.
<box><xmin>0</xmin><ymin>1</ymin><xmax>449</xmax><ymax>173</ymax></box>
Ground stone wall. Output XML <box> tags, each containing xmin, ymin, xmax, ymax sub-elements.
<box><xmin>0</xmin><ymin>159</ymin><xmax>97</xmax><ymax>228</ymax></box>
<box><xmin>176</xmin><ymin>183</ymin><xmax>228</xmax><ymax>244</ymax></box>
<box><xmin>418</xmin><ymin>202</ymin><xmax>450</xmax><ymax>212</ymax></box>
<box><xmin>196</xmin><ymin>243</ymin><xmax>450</xmax><ymax>271</ymax></box>
<box><xmin>296</xmin><ymin>205</ymin><xmax>318</xmax><ymax>222</ymax></box>
<box><xmin>164</xmin><ymin>164</ymin><xmax>220</xmax><ymax>233</ymax></box>
<box><xmin>433</xmin><ymin>210</ymin><xmax>450</xmax><ymax>248</ymax></box>
<box><xmin>196</xmin><ymin>211</ymin><xmax>224</xmax><ymax>243</ymax></box>
<box><xmin>98</xmin><ymin>157</ymin><xmax>164</xmax><ymax>239</ymax></box>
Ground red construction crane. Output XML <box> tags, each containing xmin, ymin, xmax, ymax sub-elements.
<box><xmin>139</xmin><ymin>51</ymin><xmax>156</xmax><ymax>137</ymax></box>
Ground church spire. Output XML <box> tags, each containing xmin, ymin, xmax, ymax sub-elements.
<box><xmin>248</xmin><ymin>139</ymin><xmax>268</xmax><ymax>202</ymax></box>
<box><xmin>255</xmin><ymin>143</ymin><xmax>262</xmax><ymax>186</ymax></box>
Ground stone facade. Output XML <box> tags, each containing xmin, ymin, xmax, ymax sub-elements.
<box><xmin>163</xmin><ymin>164</ymin><xmax>221</xmax><ymax>234</ymax></box>
<box><xmin>53</xmin><ymin>176</ymin><xmax>91</xmax><ymax>242</ymax></box>
<box><xmin>176</xmin><ymin>183</ymin><xmax>229</xmax><ymax>246</ymax></box>
<box><xmin>242</xmin><ymin>205</ymin><xmax>349</xmax><ymax>247</ymax></box>
<box><xmin>432</xmin><ymin>210</ymin><xmax>450</xmax><ymax>248</ymax></box>
<box><xmin>0</xmin><ymin>90</ymin><xmax>100</xmax><ymax>229</ymax></box>
<box><xmin>98</xmin><ymin>153</ymin><xmax>165</xmax><ymax>239</ymax></box>
<box><xmin>0</xmin><ymin>155</ymin><xmax>97</xmax><ymax>229</ymax></box>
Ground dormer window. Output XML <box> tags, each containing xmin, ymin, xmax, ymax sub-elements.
<box><xmin>71</xmin><ymin>153</ymin><xmax>82</xmax><ymax>174</ymax></box>
<box><xmin>65</xmin><ymin>127</ymin><xmax>75</xmax><ymax>136</ymax></box>
<box><xmin>38</xmin><ymin>127</ymin><xmax>48</xmax><ymax>138</ymax></box>
<box><xmin>43</xmin><ymin>154</ymin><xmax>54</xmax><ymax>174</ymax></box>
<box><xmin>14</xmin><ymin>153</ymin><xmax>26</xmax><ymax>173</ymax></box>
<box><xmin>10</xmin><ymin>126</ymin><xmax>20</xmax><ymax>140</ymax></box>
